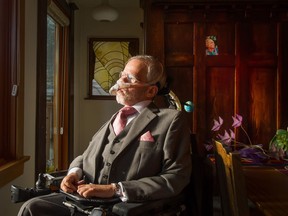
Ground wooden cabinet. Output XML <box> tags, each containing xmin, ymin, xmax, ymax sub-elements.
<box><xmin>142</xmin><ymin>0</ymin><xmax>288</xmax><ymax>154</ymax></box>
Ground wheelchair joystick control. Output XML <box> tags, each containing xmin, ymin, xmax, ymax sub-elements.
<box><xmin>11</xmin><ymin>172</ymin><xmax>66</xmax><ymax>203</ymax></box>
<box><xmin>36</xmin><ymin>173</ymin><xmax>46</xmax><ymax>190</ymax></box>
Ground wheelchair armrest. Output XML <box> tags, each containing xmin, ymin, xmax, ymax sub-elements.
<box><xmin>112</xmin><ymin>193</ymin><xmax>186</xmax><ymax>216</ymax></box>
<box><xmin>11</xmin><ymin>171</ymin><xmax>67</xmax><ymax>203</ymax></box>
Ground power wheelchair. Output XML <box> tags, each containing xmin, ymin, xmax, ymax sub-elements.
<box><xmin>11</xmin><ymin>172</ymin><xmax>187</xmax><ymax>216</ymax></box>
<box><xmin>11</xmin><ymin>135</ymin><xmax>213</xmax><ymax>216</ymax></box>
<box><xmin>11</xmin><ymin>91</ymin><xmax>214</xmax><ymax>216</ymax></box>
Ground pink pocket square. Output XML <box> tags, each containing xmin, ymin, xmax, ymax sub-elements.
<box><xmin>140</xmin><ymin>131</ymin><xmax>155</xmax><ymax>142</ymax></box>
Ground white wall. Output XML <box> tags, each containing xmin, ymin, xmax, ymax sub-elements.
<box><xmin>0</xmin><ymin>1</ymin><xmax>143</xmax><ymax>215</ymax></box>
<box><xmin>73</xmin><ymin>4</ymin><xmax>144</xmax><ymax>155</ymax></box>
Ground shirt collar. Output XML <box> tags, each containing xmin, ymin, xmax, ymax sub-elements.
<box><xmin>131</xmin><ymin>100</ymin><xmax>152</xmax><ymax>113</ymax></box>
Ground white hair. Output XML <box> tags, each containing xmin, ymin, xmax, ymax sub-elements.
<box><xmin>127</xmin><ymin>55</ymin><xmax>167</xmax><ymax>90</ymax></box>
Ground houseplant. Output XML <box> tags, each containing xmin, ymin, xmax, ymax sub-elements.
<box><xmin>209</xmin><ymin>114</ymin><xmax>270</xmax><ymax>163</ymax></box>
<box><xmin>269</xmin><ymin>128</ymin><xmax>288</xmax><ymax>160</ymax></box>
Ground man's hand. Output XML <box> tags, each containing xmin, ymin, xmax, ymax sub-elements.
<box><xmin>60</xmin><ymin>173</ymin><xmax>81</xmax><ymax>193</ymax></box>
<box><xmin>77</xmin><ymin>184</ymin><xmax>115</xmax><ymax>198</ymax></box>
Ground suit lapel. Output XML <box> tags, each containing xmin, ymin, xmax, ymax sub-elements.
<box><xmin>117</xmin><ymin>103</ymin><xmax>159</xmax><ymax>153</ymax></box>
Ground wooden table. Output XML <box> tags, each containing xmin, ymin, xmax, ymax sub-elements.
<box><xmin>243</xmin><ymin>166</ymin><xmax>288</xmax><ymax>216</ymax></box>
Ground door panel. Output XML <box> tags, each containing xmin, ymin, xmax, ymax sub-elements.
<box><xmin>206</xmin><ymin>67</ymin><xmax>235</xmax><ymax>141</ymax></box>
<box><xmin>249</xmin><ymin>68</ymin><xmax>277</xmax><ymax>145</ymax></box>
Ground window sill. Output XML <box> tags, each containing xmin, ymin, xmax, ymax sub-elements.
<box><xmin>0</xmin><ymin>156</ymin><xmax>30</xmax><ymax>188</ymax></box>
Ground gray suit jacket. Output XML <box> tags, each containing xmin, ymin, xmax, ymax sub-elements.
<box><xmin>69</xmin><ymin>103</ymin><xmax>192</xmax><ymax>202</ymax></box>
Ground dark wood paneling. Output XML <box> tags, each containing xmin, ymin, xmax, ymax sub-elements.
<box><xmin>142</xmin><ymin>0</ymin><xmax>165</xmax><ymax>62</ymax></box>
<box><xmin>249</xmin><ymin>68</ymin><xmax>277</xmax><ymax>145</ymax></box>
<box><xmin>279</xmin><ymin>22</ymin><xmax>288</xmax><ymax>128</ymax></box>
<box><xmin>36</xmin><ymin>0</ymin><xmax>48</xmax><ymax>178</ymax></box>
<box><xmin>143</xmin><ymin>0</ymin><xmax>288</xmax><ymax>153</ymax></box>
<box><xmin>166</xmin><ymin>67</ymin><xmax>194</xmax><ymax>103</ymax></box>
<box><xmin>238</xmin><ymin>22</ymin><xmax>279</xmax><ymax>147</ymax></box>
<box><xmin>206</xmin><ymin>67</ymin><xmax>235</xmax><ymax>141</ymax></box>
<box><xmin>205</xmin><ymin>22</ymin><xmax>235</xmax><ymax>55</ymax></box>
<box><xmin>165</xmin><ymin>22</ymin><xmax>194</xmax><ymax>67</ymax></box>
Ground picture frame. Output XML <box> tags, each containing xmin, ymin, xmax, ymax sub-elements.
<box><xmin>88</xmin><ymin>38</ymin><xmax>139</xmax><ymax>99</ymax></box>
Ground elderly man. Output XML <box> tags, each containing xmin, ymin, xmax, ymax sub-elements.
<box><xmin>18</xmin><ymin>55</ymin><xmax>192</xmax><ymax>216</ymax></box>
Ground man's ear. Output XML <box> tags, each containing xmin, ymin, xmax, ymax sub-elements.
<box><xmin>146</xmin><ymin>85</ymin><xmax>158</xmax><ymax>98</ymax></box>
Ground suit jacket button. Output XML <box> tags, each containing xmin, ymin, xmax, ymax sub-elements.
<box><xmin>110</xmin><ymin>150</ymin><xmax>115</xmax><ymax>154</ymax></box>
<box><xmin>113</xmin><ymin>139</ymin><xmax>120</xmax><ymax>144</ymax></box>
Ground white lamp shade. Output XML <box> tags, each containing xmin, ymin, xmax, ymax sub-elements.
<box><xmin>92</xmin><ymin>4</ymin><xmax>119</xmax><ymax>22</ymax></box>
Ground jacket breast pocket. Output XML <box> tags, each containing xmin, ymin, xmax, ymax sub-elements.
<box><xmin>138</xmin><ymin>141</ymin><xmax>157</xmax><ymax>150</ymax></box>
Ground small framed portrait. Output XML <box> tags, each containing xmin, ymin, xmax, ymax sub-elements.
<box><xmin>88</xmin><ymin>38</ymin><xmax>139</xmax><ymax>99</ymax></box>
<box><xmin>205</xmin><ymin>35</ymin><xmax>219</xmax><ymax>56</ymax></box>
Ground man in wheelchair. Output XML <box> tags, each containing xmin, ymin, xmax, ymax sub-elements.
<box><xmin>16</xmin><ymin>55</ymin><xmax>192</xmax><ymax>216</ymax></box>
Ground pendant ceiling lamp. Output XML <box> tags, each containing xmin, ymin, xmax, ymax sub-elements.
<box><xmin>92</xmin><ymin>0</ymin><xmax>119</xmax><ymax>22</ymax></box>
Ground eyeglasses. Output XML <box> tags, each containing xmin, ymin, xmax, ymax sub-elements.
<box><xmin>117</xmin><ymin>71</ymin><xmax>157</xmax><ymax>89</ymax></box>
<box><xmin>118</xmin><ymin>71</ymin><xmax>143</xmax><ymax>84</ymax></box>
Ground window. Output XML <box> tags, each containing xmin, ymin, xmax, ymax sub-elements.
<box><xmin>46</xmin><ymin>13</ymin><xmax>69</xmax><ymax>172</ymax></box>
<box><xmin>36</xmin><ymin>0</ymin><xmax>75</xmax><ymax>178</ymax></box>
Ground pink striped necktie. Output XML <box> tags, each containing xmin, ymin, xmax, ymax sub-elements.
<box><xmin>113</xmin><ymin>106</ymin><xmax>137</xmax><ymax>135</ymax></box>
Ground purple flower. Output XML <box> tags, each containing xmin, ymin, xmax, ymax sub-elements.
<box><xmin>217</xmin><ymin>129</ymin><xmax>235</xmax><ymax>145</ymax></box>
<box><xmin>210</xmin><ymin>114</ymin><xmax>268</xmax><ymax>163</ymax></box>
<box><xmin>232</xmin><ymin>114</ymin><xmax>243</xmax><ymax>128</ymax></box>
<box><xmin>211</xmin><ymin>116</ymin><xmax>223</xmax><ymax>131</ymax></box>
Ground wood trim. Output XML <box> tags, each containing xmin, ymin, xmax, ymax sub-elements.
<box><xmin>0</xmin><ymin>0</ymin><xmax>25</xmax><ymax>168</ymax></box>
<box><xmin>35</xmin><ymin>0</ymin><xmax>48</xmax><ymax>179</ymax></box>
<box><xmin>68</xmin><ymin>2</ymin><xmax>78</xmax><ymax>165</ymax></box>
<box><xmin>36</xmin><ymin>0</ymin><xmax>76</xmax><ymax>179</ymax></box>
<box><xmin>0</xmin><ymin>156</ymin><xmax>30</xmax><ymax>188</ymax></box>
<box><xmin>48</xmin><ymin>0</ymin><xmax>70</xmax><ymax>26</ymax></box>
<box><xmin>16</xmin><ymin>0</ymin><xmax>25</xmax><ymax>159</ymax></box>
